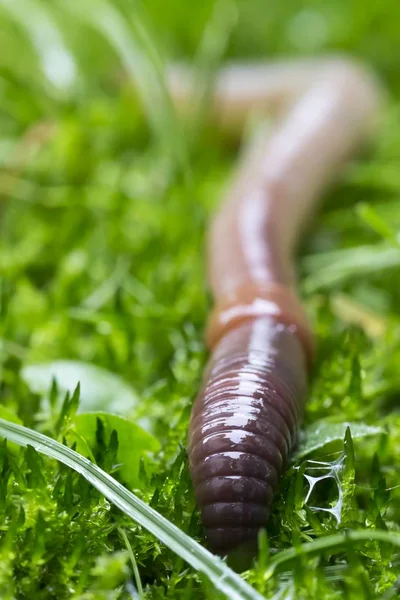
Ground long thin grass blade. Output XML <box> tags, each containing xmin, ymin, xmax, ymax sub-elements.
<box><xmin>0</xmin><ymin>0</ymin><xmax>76</xmax><ymax>91</ymax></box>
<box><xmin>185</xmin><ymin>0</ymin><xmax>238</xmax><ymax>143</ymax></box>
<box><xmin>0</xmin><ymin>417</ymin><xmax>264</xmax><ymax>600</ymax></box>
<box><xmin>264</xmin><ymin>529</ymin><xmax>400</xmax><ymax>580</ymax></box>
<box><xmin>60</xmin><ymin>0</ymin><xmax>190</xmax><ymax>179</ymax></box>
<box><xmin>302</xmin><ymin>244</ymin><xmax>400</xmax><ymax>292</ymax></box>
<box><xmin>118</xmin><ymin>526</ymin><xmax>144</xmax><ymax>600</ymax></box>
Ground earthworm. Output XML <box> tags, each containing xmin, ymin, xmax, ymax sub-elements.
<box><xmin>168</xmin><ymin>58</ymin><xmax>382</xmax><ymax>555</ymax></box>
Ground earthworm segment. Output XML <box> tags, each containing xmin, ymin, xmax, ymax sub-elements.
<box><xmin>168</xmin><ymin>58</ymin><xmax>382</xmax><ymax>555</ymax></box>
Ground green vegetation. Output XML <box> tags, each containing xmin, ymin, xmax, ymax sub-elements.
<box><xmin>1</xmin><ymin>0</ymin><xmax>400</xmax><ymax>598</ymax></box>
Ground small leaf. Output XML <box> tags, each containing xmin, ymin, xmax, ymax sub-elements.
<box><xmin>104</xmin><ymin>429</ymin><xmax>119</xmax><ymax>472</ymax></box>
<box><xmin>55</xmin><ymin>388</ymin><xmax>78</xmax><ymax>435</ymax></box>
<box><xmin>25</xmin><ymin>445</ymin><xmax>47</xmax><ymax>489</ymax></box>
<box><xmin>295</xmin><ymin>421</ymin><xmax>385</xmax><ymax>460</ymax></box>
<box><xmin>21</xmin><ymin>360</ymin><xmax>139</xmax><ymax>417</ymax></box>
<box><xmin>71</xmin><ymin>412</ymin><xmax>160</xmax><ymax>488</ymax></box>
<box><xmin>356</xmin><ymin>203</ymin><xmax>399</xmax><ymax>246</ymax></box>
<box><xmin>49</xmin><ymin>377</ymin><xmax>58</xmax><ymax>410</ymax></box>
<box><xmin>70</xmin><ymin>382</ymin><xmax>81</xmax><ymax>415</ymax></box>
<box><xmin>341</xmin><ymin>427</ymin><xmax>356</xmax><ymax>522</ymax></box>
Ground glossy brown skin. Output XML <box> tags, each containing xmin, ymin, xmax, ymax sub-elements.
<box><xmin>168</xmin><ymin>58</ymin><xmax>382</xmax><ymax>555</ymax></box>
<box><xmin>189</xmin><ymin>317</ymin><xmax>307</xmax><ymax>554</ymax></box>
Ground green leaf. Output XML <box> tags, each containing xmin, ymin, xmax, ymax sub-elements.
<box><xmin>25</xmin><ymin>445</ymin><xmax>47</xmax><ymax>489</ymax></box>
<box><xmin>55</xmin><ymin>384</ymin><xmax>80</xmax><ymax>435</ymax></box>
<box><xmin>21</xmin><ymin>360</ymin><xmax>139</xmax><ymax>416</ymax></box>
<box><xmin>0</xmin><ymin>418</ymin><xmax>264</xmax><ymax>600</ymax></box>
<box><xmin>341</xmin><ymin>427</ymin><xmax>356</xmax><ymax>523</ymax></box>
<box><xmin>295</xmin><ymin>421</ymin><xmax>386</xmax><ymax>460</ymax></box>
<box><xmin>71</xmin><ymin>412</ymin><xmax>160</xmax><ymax>487</ymax></box>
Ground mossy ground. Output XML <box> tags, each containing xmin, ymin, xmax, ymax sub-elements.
<box><xmin>1</xmin><ymin>1</ymin><xmax>400</xmax><ymax>598</ymax></box>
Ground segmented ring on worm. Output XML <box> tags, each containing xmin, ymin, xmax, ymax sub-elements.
<box><xmin>188</xmin><ymin>317</ymin><xmax>307</xmax><ymax>555</ymax></box>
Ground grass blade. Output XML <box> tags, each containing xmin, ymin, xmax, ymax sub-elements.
<box><xmin>184</xmin><ymin>0</ymin><xmax>238</xmax><ymax>144</ymax></box>
<box><xmin>264</xmin><ymin>529</ymin><xmax>400</xmax><ymax>580</ymax></box>
<box><xmin>60</xmin><ymin>0</ymin><xmax>190</xmax><ymax>180</ymax></box>
<box><xmin>0</xmin><ymin>0</ymin><xmax>76</xmax><ymax>91</ymax></box>
<box><xmin>302</xmin><ymin>244</ymin><xmax>400</xmax><ymax>292</ymax></box>
<box><xmin>118</xmin><ymin>527</ymin><xmax>144</xmax><ymax>600</ymax></box>
<box><xmin>0</xmin><ymin>417</ymin><xmax>264</xmax><ymax>600</ymax></box>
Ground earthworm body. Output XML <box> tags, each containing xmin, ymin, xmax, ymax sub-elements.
<box><xmin>168</xmin><ymin>58</ymin><xmax>382</xmax><ymax>556</ymax></box>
